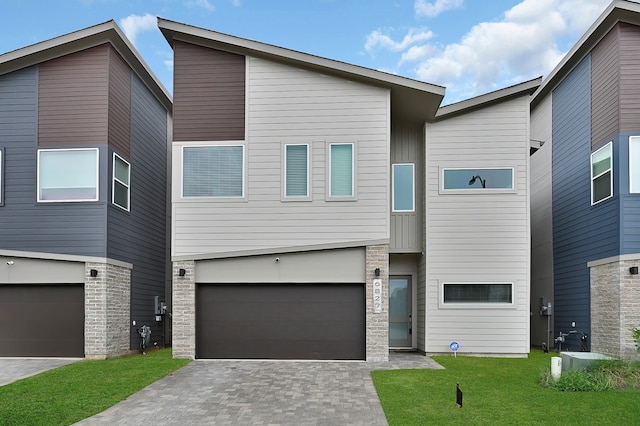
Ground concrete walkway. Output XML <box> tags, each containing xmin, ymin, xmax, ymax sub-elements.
<box><xmin>0</xmin><ymin>358</ymin><xmax>81</xmax><ymax>386</ymax></box>
<box><xmin>77</xmin><ymin>352</ymin><xmax>443</xmax><ymax>426</ymax></box>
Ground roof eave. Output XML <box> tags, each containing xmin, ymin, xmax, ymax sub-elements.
<box><xmin>531</xmin><ymin>0</ymin><xmax>640</xmax><ymax>109</ymax></box>
<box><xmin>0</xmin><ymin>20</ymin><xmax>172</xmax><ymax>113</ymax></box>
<box><xmin>435</xmin><ymin>76</ymin><xmax>542</xmax><ymax>120</ymax></box>
<box><xmin>158</xmin><ymin>17</ymin><xmax>444</xmax><ymax>122</ymax></box>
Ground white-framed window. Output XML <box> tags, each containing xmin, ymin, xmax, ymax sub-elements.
<box><xmin>112</xmin><ymin>153</ymin><xmax>130</xmax><ymax>211</ymax></box>
<box><xmin>284</xmin><ymin>144</ymin><xmax>309</xmax><ymax>199</ymax></box>
<box><xmin>441</xmin><ymin>167</ymin><xmax>514</xmax><ymax>193</ymax></box>
<box><xmin>328</xmin><ymin>143</ymin><xmax>354</xmax><ymax>199</ymax></box>
<box><xmin>182</xmin><ymin>144</ymin><xmax>244</xmax><ymax>198</ymax></box>
<box><xmin>392</xmin><ymin>163</ymin><xmax>414</xmax><ymax>212</ymax></box>
<box><xmin>37</xmin><ymin>148</ymin><xmax>99</xmax><ymax>202</ymax></box>
<box><xmin>591</xmin><ymin>141</ymin><xmax>613</xmax><ymax>205</ymax></box>
<box><xmin>629</xmin><ymin>137</ymin><xmax>640</xmax><ymax>193</ymax></box>
<box><xmin>441</xmin><ymin>282</ymin><xmax>514</xmax><ymax>307</ymax></box>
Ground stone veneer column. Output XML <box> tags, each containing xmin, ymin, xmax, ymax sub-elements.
<box><xmin>366</xmin><ymin>244</ymin><xmax>389</xmax><ymax>362</ymax></box>
<box><xmin>85</xmin><ymin>262</ymin><xmax>131</xmax><ymax>359</ymax></box>
<box><xmin>591</xmin><ymin>258</ymin><xmax>640</xmax><ymax>359</ymax></box>
<box><xmin>172</xmin><ymin>260</ymin><xmax>196</xmax><ymax>359</ymax></box>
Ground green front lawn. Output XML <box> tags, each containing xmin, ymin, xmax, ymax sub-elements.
<box><xmin>0</xmin><ymin>348</ymin><xmax>190</xmax><ymax>426</ymax></box>
<box><xmin>372</xmin><ymin>350</ymin><xmax>640</xmax><ymax>425</ymax></box>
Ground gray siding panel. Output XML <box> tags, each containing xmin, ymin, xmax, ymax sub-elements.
<box><xmin>107</xmin><ymin>74</ymin><xmax>168</xmax><ymax>348</ymax></box>
<box><xmin>0</xmin><ymin>66</ymin><xmax>106</xmax><ymax>257</ymax></box>
<box><xmin>552</xmin><ymin>55</ymin><xmax>618</xmax><ymax>351</ymax></box>
<box><xmin>591</xmin><ymin>25</ymin><xmax>619</xmax><ymax>149</ymax></box>
<box><xmin>108</xmin><ymin>46</ymin><xmax>131</xmax><ymax>157</ymax></box>
<box><xmin>390</xmin><ymin>121</ymin><xmax>423</xmax><ymax>253</ymax></box>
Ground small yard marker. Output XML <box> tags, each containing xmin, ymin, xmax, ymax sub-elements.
<box><xmin>456</xmin><ymin>383</ymin><xmax>463</xmax><ymax>408</ymax></box>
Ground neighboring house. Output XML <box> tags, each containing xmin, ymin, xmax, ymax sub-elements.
<box><xmin>159</xmin><ymin>18</ymin><xmax>537</xmax><ymax>360</ymax></box>
<box><xmin>0</xmin><ymin>22</ymin><xmax>172</xmax><ymax>358</ymax></box>
<box><xmin>531</xmin><ymin>0</ymin><xmax>640</xmax><ymax>358</ymax></box>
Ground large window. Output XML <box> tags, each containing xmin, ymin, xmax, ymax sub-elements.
<box><xmin>591</xmin><ymin>142</ymin><xmax>612</xmax><ymax>205</ymax></box>
<box><xmin>284</xmin><ymin>144</ymin><xmax>309</xmax><ymax>198</ymax></box>
<box><xmin>392</xmin><ymin>163</ymin><xmax>414</xmax><ymax>212</ymax></box>
<box><xmin>329</xmin><ymin>143</ymin><xmax>354</xmax><ymax>198</ymax></box>
<box><xmin>37</xmin><ymin>148</ymin><xmax>99</xmax><ymax>202</ymax></box>
<box><xmin>630</xmin><ymin>137</ymin><xmax>640</xmax><ymax>193</ymax></box>
<box><xmin>442</xmin><ymin>168</ymin><xmax>514</xmax><ymax>191</ymax></box>
<box><xmin>442</xmin><ymin>283</ymin><xmax>513</xmax><ymax>305</ymax></box>
<box><xmin>113</xmin><ymin>153</ymin><xmax>130</xmax><ymax>211</ymax></box>
<box><xmin>183</xmin><ymin>145</ymin><xmax>244</xmax><ymax>198</ymax></box>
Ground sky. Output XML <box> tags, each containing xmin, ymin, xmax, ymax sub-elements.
<box><xmin>0</xmin><ymin>0</ymin><xmax>623</xmax><ymax>104</ymax></box>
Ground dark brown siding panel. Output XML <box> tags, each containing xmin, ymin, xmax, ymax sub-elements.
<box><xmin>591</xmin><ymin>25</ymin><xmax>619</xmax><ymax>148</ymax></box>
<box><xmin>39</xmin><ymin>44</ymin><xmax>109</xmax><ymax>147</ymax></box>
<box><xmin>620</xmin><ymin>23</ymin><xmax>640</xmax><ymax>133</ymax></box>
<box><xmin>173</xmin><ymin>41</ymin><xmax>245</xmax><ymax>141</ymax></box>
<box><xmin>108</xmin><ymin>46</ymin><xmax>131</xmax><ymax>157</ymax></box>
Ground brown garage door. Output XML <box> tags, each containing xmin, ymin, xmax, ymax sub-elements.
<box><xmin>0</xmin><ymin>284</ymin><xmax>84</xmax><ymax>357</ymax></box>
<box><xmin>196</xmin><ymin>283</ymin><xmax>365</xmax><ymax>360</ymax></box>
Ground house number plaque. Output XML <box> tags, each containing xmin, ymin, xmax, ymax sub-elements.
<box><xmin>373</xmin><ymin>279</ymin><xmax>382</xmax><ymax>313</ymax></box>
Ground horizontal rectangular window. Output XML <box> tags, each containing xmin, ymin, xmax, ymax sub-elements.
<box><xmin>285</xmin><ymin>144</ymin><xmax>309</xmax><ymax>198</ymax></box>
<box><xmin>443</xmin><ymin>283</ymin><xmax>513</xmax><ymax>305</ymax></box>
<box><xmin>591</xmin><ymin>142</ymin><xmax>612</xmax><ymax>205</ymax></box>
<box><xmin>38</xmin><ymin>148</ymin><xmax>99</xmax><ymax>202</ymax></box>
<box><xmin>442</xmin><ymin>168</ymin><xmax>514</xmax><ymax>191</ymax></box>
<box><xmin>183</xmin><ymin>145</ymin><xmax>244</xmax><ymax>198</ymax></box>
<box><xmin>113</xmin><ymin>153</ymin><xmax>130</xmax><ymax>211</ymax></box>
<box><xmin>392</xmin><ymin>163</ymin><xmax>414</xmax><ymax>212</ymax></box>
<box><xmin>329</xmin><ymin>143</ymin><xmax>354</xmax><ymax>198</ymax></box>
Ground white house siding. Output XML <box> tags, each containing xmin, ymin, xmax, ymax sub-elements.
<box><xmin>424</xmin><ymin>96</ymin><xmax>531</xmax><ymax>355</ymax></box>
<box><xmin>530</xmin><ymin>94</ymin><xmax>554</xmax><ymax>349</ymax></box>
<box><xmin>172</xmin><ymin>57</ymin><xmax>390</xmax><ymax>257</ymax></box>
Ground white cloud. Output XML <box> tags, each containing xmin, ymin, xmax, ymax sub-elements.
<box><xmin>365</xmin><ymin>28</ymin><xmax>434</xmax><ymax>53</ymax></box>
<box><xmin>187</xmin><ymin>0</ymin><xmax>215</xmax><ymax>12</ymax></box>
<box><xmin>366</xmin><ymin>0</ymin><xmax>611</xmax><ymax>103</ymax></box>
<box><xmin>415</xmin><ymin>0</ymin><xmax>463</xmax><ymax>18</ymax></box>
<box><xmin>119</xmin><ymin>13</ymin><xmax>157</xmax><ymax>46</ymax></box>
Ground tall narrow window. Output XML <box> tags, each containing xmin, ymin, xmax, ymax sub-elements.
<box><xmin>591</xmin><ymin>142</ymin><xmax>612</xmax><ymax>205</ymax></box>
<box><xmin>38</xmin><ymin>148</ymin><xmax>99</xmax><ymax>202</ymax></box>
<box><xmin>285</xmin><ymin>144</ymin><xmax>309</xmax><ymax>198</ymax></box>
<box><xmin>183</xmin><ymin>145</ymin><xmax>244</xmax><ymax>198</ymax></box>
<box><xmin>0</xmin><ymin>149</ymin><xmax>3</xmax><ymax>205</ymax></box>
<box><xmin>630</xmin><ymin>137</ymin><xmax>640</xmax><ymax>193</ymax></box>
<box><xmin>392</xmin><ymin>164</ymin><xmax>414</xmax><ymax>212</ymax></box>
<box><xmin>113</xmin><ymin>153</ymin><xmax>130</xmax><ymax>211</ymax></box>
<box><xmin>329</xmin><ymin>143</ymin><xmax>353</xmax><ymax>197</ymax></box>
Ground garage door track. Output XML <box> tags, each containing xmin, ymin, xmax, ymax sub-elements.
<box><xmin>77</xmin><ymin>352</ymin><xmax>442</xmax><ymax>425</ymax></box>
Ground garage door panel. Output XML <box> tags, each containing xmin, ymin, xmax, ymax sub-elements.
<box><xmin>0</xmin><ymin>284</ymin><xmax>84</xmax><ymax>357</ymax></box>
<box><xmin>196</xmin><ymin>284</ymin><xmax>365</xmax><ymax>360</ymax></box>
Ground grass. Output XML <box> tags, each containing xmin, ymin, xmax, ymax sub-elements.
<box><xmin>372</xmin><ymin>350</ymin><xmax>640</xmax><ymax>426</ymax></box>
<box><xmin>0</xmin><ymin>348</ymin><xmax>191</xmax><ymax>426</ymax></box>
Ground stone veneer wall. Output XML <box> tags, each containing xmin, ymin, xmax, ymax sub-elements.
<box><xmin>85</xmin><ymin>262</ymin><xmax>131</xmax><ymax>359</ymax></box>
<box><xmin>366</xmin><ymin>244</ymin><xmax>389</xmax><ymax>362</ymax></box>
<box><xmin>172</xmin><ymin>260</ymin><xmax>196</xmax><ymax>359</ymax></box>
<box><xmin>590</xmin><ymin>258</ymin><xmax>640</xmax><ymax>359</ymax></box>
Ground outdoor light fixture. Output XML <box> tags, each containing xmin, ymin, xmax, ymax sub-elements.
<box><xmin>468</xmin><ymin>175</ymin><xmax>486</xmax><ymax>188</ymax></box>
<box><xmin>90</xmin><ymin>269</ymin><xmax>99</xmax><ymax>277</ymax></box>
<box><xmin>375</xmin><ymin>268</ymin><xmax>381</xmax><ymax>277</ymax></box>
<box><xmin>630</xmin><ymin>266</ymin><xmax>638</xmax><ymax>275</ymax></box>
<box><xmin>179</xmin><ymin>268</ymin><xmax>186</xmax><ymax>277</ymax></box>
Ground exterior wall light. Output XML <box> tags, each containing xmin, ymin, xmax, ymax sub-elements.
<box><xmin>179</xmin><ymin>268</ymin><xmax>186</xmax><ymax>277</ymax></box>
<box><xmin>374</xmin><ymin>268</ymin><xmax>381</xmax><ymax>277</ymax></box>
<box><xmin>90</xmin><ymin>269</ymin><xmax>99</xmax><ymax>277</ymax></box>
<box><xmin>630</xmin><ymin>266</ymin><xmax>638</xmax><ymax>275</ymax></box>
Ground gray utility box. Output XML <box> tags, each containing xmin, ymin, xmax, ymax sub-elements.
<box><xmin>560</xmin><ymin>352</ymin><xmax>612</xmax><ymax>372</ymax></box>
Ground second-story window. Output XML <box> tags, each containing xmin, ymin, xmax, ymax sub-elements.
<box><xmin>284</xmin><ymin>144</ymin><xmax>309</xmax><ymax>198</ymax></box>
<box><xmin>113</xmin><ymin>153</ymin><xmax>130</xmax><ymax>211</ymax></box>
<box><xmin>329</xmin><ymin>143</ymin><xmax>354</xmax><ymax>198</ymax></box>
<box><xmin>392</xmin><ymin>163</ymin><xmax>415</xmax><ymax>212</ymax></box>
<box><xmin>591</xmin><ymin>142</ymin><xmax>612</xmax><ymax>205</ymax></box>
<box><xmin>182</xmin><ymin>145</ymin><xmax>244</xmax><ymax>198</ymax></box>
<box><xmin>37</xmin><ymin>148</ymin><xmax>99</xmax><ymax>202</ymax></box>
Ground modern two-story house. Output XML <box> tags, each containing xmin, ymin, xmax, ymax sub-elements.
<box><xmin>160</xmin><ymin>18</ymin><xmax>537</xmax><ymax>361</ymax></box>
<box><xmin>0</xmin><ymin>22</ymin><xmax>172</xmax><ymax>358</ymax></box>
<box><xmin>531</xmin><ymin>0</ymin><xmax>640</xmax><ymax>358</ymax></box>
